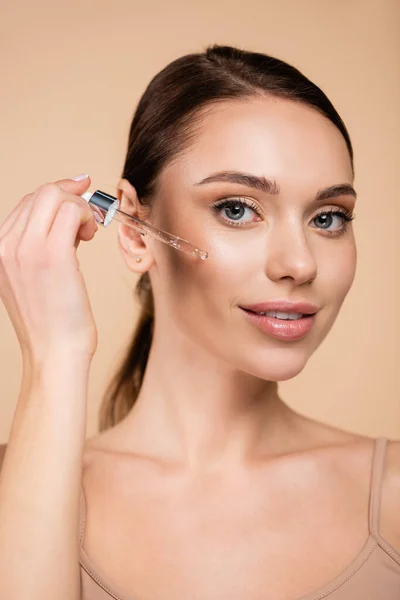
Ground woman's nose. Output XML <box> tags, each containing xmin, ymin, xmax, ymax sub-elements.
<box><xmin>263</xmin><ymin>222</ymin><xmax>318</xmax><ymax>285</ymax></box>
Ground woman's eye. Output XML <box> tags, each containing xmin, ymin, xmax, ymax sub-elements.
<box><xmin>212</xmin><ymin>199</ymin><xmax>262</xmax><ymax>226</ymax></box>
<box><xmin>312</xmin><ymin>209</ymin><xmax>355</xmax><ymax>233</ymax></box>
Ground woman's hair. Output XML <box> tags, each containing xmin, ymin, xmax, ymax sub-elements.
<box><xmin>98</xmin><ymin>44</ymin><xmax>354</xmax><ymax>431</ymax></box>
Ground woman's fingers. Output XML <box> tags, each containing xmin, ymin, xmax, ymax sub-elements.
<box><xmin>20</xmin><ymin>179</ymin><xmax>95</xmax><ymax>242</ymax></box>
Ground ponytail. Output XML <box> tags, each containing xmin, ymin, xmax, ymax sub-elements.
<box><xmin>98</xmin><ymin>273</ymin><xmax>154</xmax><ymax>431</ymax></box>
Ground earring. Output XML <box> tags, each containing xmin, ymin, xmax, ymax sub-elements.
<box><xmin>136</xmin><ymin>257</ymin><xmax>143</xmax><ymax>263</ymax></box>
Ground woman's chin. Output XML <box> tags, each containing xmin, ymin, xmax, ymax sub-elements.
<box><xmin>237</xmin><ymin>352</ymin><xmax>310</xmax><ymax>382</ymax></box>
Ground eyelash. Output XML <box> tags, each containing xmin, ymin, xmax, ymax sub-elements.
<box><xmin>211</xmin><ymin>197</ymin><xmax>355</xmax><ymax>235</ymax></box>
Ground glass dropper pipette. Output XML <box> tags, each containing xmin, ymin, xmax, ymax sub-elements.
<box><xmin>81</xmin><ymin>190</ymin><xmax>209</xmax><ymax>261</ymax></box>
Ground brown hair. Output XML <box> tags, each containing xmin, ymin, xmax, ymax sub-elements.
<box><xmin>98</xmin><ymin>44</ymin><xmax>354</xmax><ymax>431</ymax></box>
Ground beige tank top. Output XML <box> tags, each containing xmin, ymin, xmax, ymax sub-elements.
<box><xmin>1</xmin><ymin>437</ymin><xmax>400</xmax><ymax>599</ymax></box>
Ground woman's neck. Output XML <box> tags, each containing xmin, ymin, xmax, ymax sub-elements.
<box><xmin>112</xmin><ymin>329</ymin><xmax>302</xmax><ymax>471</ymax></box>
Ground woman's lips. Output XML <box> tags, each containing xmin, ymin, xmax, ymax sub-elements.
<box><xmin>240</xmin><ymin>308</ymin><xmax>316</xmax><ymax>341</ymax></box>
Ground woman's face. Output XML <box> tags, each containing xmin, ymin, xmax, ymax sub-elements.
<box><xmin>133</xmin><ymin>96</ymin><xmax>357</xmax><ymax>381</ymax></box>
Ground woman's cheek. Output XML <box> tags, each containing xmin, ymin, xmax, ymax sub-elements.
<box><xmin>324</xmin><ymin>241</ymin><xmax>357</xmax><ymax>299</ymax></box>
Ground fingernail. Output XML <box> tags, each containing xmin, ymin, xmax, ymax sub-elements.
<box><xmin>94</xmin><ymin>212</ymin><xmax>103</xmax><ymax>223</ymax></box>
<box><xmin>71</xmin><ymin>173</ymin><xmax>89</xmax><ymax>181</ymax></box>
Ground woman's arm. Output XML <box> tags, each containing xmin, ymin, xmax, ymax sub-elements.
<box><xmin>0</xmin><ymin>354</ymin><xmax>90</xmax><ymax>600</ymax></box>
<box><xmin>0</xmin><ymin>174</ymin><xmax>99</xmax><ymax>600</ymax></box>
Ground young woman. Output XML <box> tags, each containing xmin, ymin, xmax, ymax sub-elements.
<box><xmin>0</xmin><ymin>45</ymin><xmax>399</xmax><ymax>600</ymax></box>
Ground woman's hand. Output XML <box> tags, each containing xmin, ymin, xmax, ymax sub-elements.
<box><xmin>0</xmin><ymin>175</ymin><xmax>100</xmax><ymax>364</ymax></box>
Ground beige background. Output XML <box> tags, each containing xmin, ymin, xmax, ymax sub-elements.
<box><xmin>0</xmin><ymin>0</ymin><xmax>398</xmax><ymax>442</ymax></box>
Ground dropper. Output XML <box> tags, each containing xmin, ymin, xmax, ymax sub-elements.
<box><xmin>81</xmin><ymin>190</ymin><xmax>209</xmax><ymax>260</ymax></box>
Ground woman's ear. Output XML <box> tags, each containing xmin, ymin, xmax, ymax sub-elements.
<box><xmin>116</xmin><ymin>178</ymin><xmax>154</xmax><ymax>273</ymax></box>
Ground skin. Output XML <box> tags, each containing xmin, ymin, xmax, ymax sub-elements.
<box><xmin>82</xmin><ymin>97</ymin><xmax>400</xmax><ymax>598</ymax></box>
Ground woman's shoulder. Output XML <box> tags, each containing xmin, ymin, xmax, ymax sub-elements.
<box><xmin>313</xmin><ymin>424</ymin><xmax>400</xmax><ymax>555</ymax></box>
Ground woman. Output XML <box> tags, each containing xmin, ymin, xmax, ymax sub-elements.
<box><xmin>0</xmin><ymin>45</ymin><xmax>399</xmax><ymax>600</ymax></box>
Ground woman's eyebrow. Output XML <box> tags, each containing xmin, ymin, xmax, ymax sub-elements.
<box><xmin>194</xmin><ymin>171</ymin><xmax>357</xmax><ymax>201</ymax></box>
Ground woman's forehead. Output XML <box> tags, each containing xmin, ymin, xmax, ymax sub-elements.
<box><xmin>162</xmin><ymin>98</ymin><xmax>353</xmax><ymax>192</ymax></box>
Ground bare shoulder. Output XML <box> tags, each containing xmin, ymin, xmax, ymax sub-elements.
<box><xmin>294</xmin><ymin>413</ymin><xmax>373</xmax><ymax>449</ymax></box>
<box><xmin>380</xmin><ymin>439</ymin><xmax>400</xmax><ymax>554</ymax></box>
<box><xmin>304</xmin><ymin>421</ymin><xmax>400</xmax><ymax>552</ymax></box>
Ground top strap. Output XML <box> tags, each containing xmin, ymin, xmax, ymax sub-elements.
<box><xmin>369</xmin><ymin>436</ymin><xmax>388</xmax><ymax>536</ymax></box>
<box><xmin>79</xmin><ymin>482</ymin><xmax>87</xmax><ymax>546</ymax></box>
